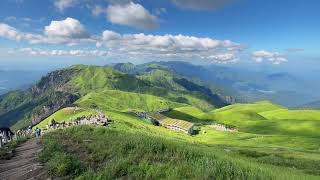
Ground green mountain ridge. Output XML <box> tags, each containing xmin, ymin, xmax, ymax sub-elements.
<box><xmin>0</xmin><ymin>64</ymin><xmax>227</xmax><ymax>129</ymax></box>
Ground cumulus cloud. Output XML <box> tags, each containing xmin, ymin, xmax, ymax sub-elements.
<box><xmin>106</xmin><ymin>2</ymin><xmax>159</xmax><ymax>29</ymax></box>
<box><xmin>0</xmin><ymin>23</ymin><xmax>42</xmax><ymax>42</ymax></box>
<box><xmin>252</xmin><ymin>50</ymin><xmax>288</xmax><ymax>65</ymax></box>
<box><xmin>14</xmin><ymin>48</ymin><xmax>110</xmax><ymax>57</ymax></box>
<box><xmin>97</xmin><ymin>30</ymin><xmax>244</xmax><ymax>63</ymax></box>
<box><xmin>44</xmin><ymin>17</ymin><xmax>89</xmax><ymax>39</ymax></box>
<box><xmin>172</xmin><ymin>0</ymin><xmax>233</xmax><ymax>10</ymax></box>
<box><xmin>54</xmin><ymin>0</ymin><xmax>78</xmax><ymax>12</ymax></box>
<box><xmin>0</xmin><ymin>18</ymin><xmax>93</xmax><ymax>46</ymax></box>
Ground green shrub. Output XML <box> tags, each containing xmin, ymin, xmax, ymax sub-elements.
<box><xmin>47</xmin><ymin>152</ymin><xmax>83</xmax><ymax>177</ymax></box>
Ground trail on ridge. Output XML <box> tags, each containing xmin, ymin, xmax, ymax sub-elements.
<box><xmin>0</xmin><ymin>138</ymin><xmax>47</xmax><ymax>180</ymax></box>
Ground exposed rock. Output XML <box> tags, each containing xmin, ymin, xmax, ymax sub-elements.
<box><xmin>31</xmin><ymin>92</ymin><xmax>79</xmax><ymax>125</ymax></box>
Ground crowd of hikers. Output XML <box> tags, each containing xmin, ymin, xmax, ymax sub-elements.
<box><xmin>0</xmin><ymin>126</ymin><xmax>40</xmax><ymax>147</ymax></box>
<box><xmin>1</xmin><ymin>113</ymin><xmax>110</xmax><ymax>148</ymax></box>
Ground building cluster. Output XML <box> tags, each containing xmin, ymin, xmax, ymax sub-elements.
<box><xmin>209</xmin><ymin>124</ymin><xmax>238</xmax><ymax>132</ymax></box>
<box><xmin>47</xmin><ymin>113</ymin><xmax>110</xmax><ymax>130</ymax></box>
<box><xmin>159</xmin><ymin>118</ymin><xmax>194</xmax><ymax>134</ymax></box>
<box><xmin>132</xmin><ymin>110</ymin><xmax>194</xmax><ymax>135</ymax></box>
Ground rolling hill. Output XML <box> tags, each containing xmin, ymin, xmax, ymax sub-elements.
<box><xmin>39</xmin><ymin>99</ymin><xmax>320</xmax><ymax>179</ymax></box>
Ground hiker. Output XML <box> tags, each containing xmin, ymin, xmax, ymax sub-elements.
<box><xmin>50</xmin><ymin>119</ymin><xmax>57</xmax><ymax>129</ymax></box>
<box><xmin>35</xmin><ymin>127</ymin><xmax>42</xmax><ymax>138</ymax></box>
<box><xmin>27</xmin><ymin>126</ymin><xmax>32</xmax><ymax>136</ymax></box>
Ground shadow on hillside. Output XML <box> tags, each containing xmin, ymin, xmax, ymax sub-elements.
<box><xmin>162</xmin><ymin>110</ymin><xmax>213</xmax><ymax>125</ymax></box>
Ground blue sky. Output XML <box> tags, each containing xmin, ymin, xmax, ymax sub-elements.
<box><xmin>0</xmin><ymin>0</ymin><xmax>319</xmax><ymax>71</ymax></box>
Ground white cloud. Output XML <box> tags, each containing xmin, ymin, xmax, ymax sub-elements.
<box><xmin>54</xmin><ymin>0</ymin><xmax>78</xmax><ymax>12</ymax></box>
<box><xmin>0</xmin><ymin>23</ymin><xmax>22</xmax><ymax>41</ymax></box>
<box><xmin>0</xmin><ymin>18</ymin><xmax>93</xmax><ymax>46</ymax></box>
<box><xmin>172</xmin><ymin>0</ymin><xmax>233</xmax><ymax>10</ymax></box>
<box><xmin>15</xmin><ymin>48</ymin><xmax>110</xmax><ymax>57</ymax></box>
<box><xmin>106</xmin><ymin>2</ymin><xmax>159</xmax><ymax>29</ymax></box>
<box><xmin>252</xmin><ymin>50</ymin><xmax>288</xmax><ymax>65</ymax></box>
<box><xmin>0</xmin><ymin>23</ymin><xmax>41</xmax><ymax>42</ymax></box>
<box><xmin>44</xmin><ymin>17</ymin><xmax>89</xmax><ymax>39</ymax></box>
<box><xmin>97</xmin><ymin>30</ymin><xmax>244</xmax><ymax>63</ymax></box>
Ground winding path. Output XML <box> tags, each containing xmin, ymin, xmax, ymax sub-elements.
<box><xmin>0</xmin><ymin>138</ymin><xmax>47</xmax><ymax>180</ymax></box>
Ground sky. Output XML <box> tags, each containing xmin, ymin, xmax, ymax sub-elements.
<box><xmin>0</xmin><ymin>0</ymin><xmax>319</xmax><ymax>72</ymax></box>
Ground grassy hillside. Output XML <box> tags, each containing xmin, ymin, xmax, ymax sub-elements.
<box><xmin>201</xmin><ymin>101</ymin><xmax>320</xmax><ymax>137</ymax></box>
<box><xmin>74</xmin><ymin>90</ymin><xmax>185</xmax><ymax>112</ymax></box>
<box><xmin>260</xmin><ymin>109</ymin><xmax>320</xmax><ymax>120</ymax></box>
<box><xmin>40</xmin><ymin>106</ymin><xmax>320</xmax><ymax>179</ymax></box>
<box><xmin>41</xmin><ymin>126</ymin><xmax>319</xmax><ymax>180</ymax></box>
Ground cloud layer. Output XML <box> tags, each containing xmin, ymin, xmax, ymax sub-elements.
<box><xmin>13</xmin><ymin>48</ymin><xmax>109</xmax><ymax>57</ymax></box>
<box><xmin>252</xmin><ymin>50</ymin><xmax>288</xmax><ymax>65</ymax></box>
<box><xmin>1</xmin><ymin>20</ymin><xmax>244</xmax><ymax>62</ymax></box>
<box><xmin>97</xmin><ymin>30</ymin><xmax>244</xmax><ymax>63</ymax></box>
<box><xmin>2</xmin><ymin>17</ymin><xmax>289</xmax><ymax>64</ymax></box>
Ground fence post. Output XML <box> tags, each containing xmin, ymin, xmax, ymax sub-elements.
<box><xmin>3</xmin><ymin>133</ymin><xmax>8</xmax><ymax>144</ymax></box>
<box><xmin>0</xmin><ymin>136</ymin><xmax>3</xmax><ymax>148</ymax></box>
<box><xmin>8</xmin><ymin>133</ymin><xmax>12</xmax><ymax>143</ymax></box>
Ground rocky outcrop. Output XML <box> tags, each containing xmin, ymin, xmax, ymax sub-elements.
<box><xmin>31</xmin><ymin>92</ymin><xmax>79</xmax><ymax>125</ymax></box>
<box><xmin>224</xmin><ymin>96</ymin><xmax>236</xmax><ymax>104</ymax></box>
<box><xmin>0</xmin><ymin>68</ymin><xmax>82</xmax><ymax>128</ymax></box>
<box><xmin>31</xmin><ymin>68</ymin><xmax>80</xmax><ymax>94</ymax></box>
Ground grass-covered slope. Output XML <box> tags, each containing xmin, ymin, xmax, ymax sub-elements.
<box><xmin>40</xmin><ymin>108</ymin><xmax>320</xmax><ymax>179</ymax></box>
<box><xmin>260</xmin><ymin>109</ymin><xmax>320</xmax><ymax>120</ymax></box>
<box><xmin>74</xmin><ymin>90</ymin><xmax>185</xmax><ymax>112</ymax></box>
<box><xmin>201</xmin><ymin>101</ymin><xmax>320</xmax><ymax>137</ymax></box>
<box><xmin>41</xmin><ymin>126</ymin><xmax>317</xmax><ymax>180</ymax></box>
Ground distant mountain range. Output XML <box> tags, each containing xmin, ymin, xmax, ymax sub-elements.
<box><xmin>295</xmin><ymin>100</ymin><xmax>320</xmax><ymax>110</ymax></box>
<box><xmin>111</xmin><ymin>61</ymin><xmax>316</xmax><ymax>107</ymax></box>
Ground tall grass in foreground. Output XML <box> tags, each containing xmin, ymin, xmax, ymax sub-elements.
<box><xmin>40</xmin><ymin>126</ymin><xmax>317</xmax><ymax>180</ymax></box>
